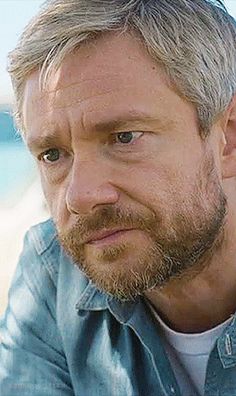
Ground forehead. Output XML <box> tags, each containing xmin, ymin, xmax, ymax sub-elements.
<box><xmin>22</xmin><ymin>31</ymin><xmax>195</xmax><ymax>140</ymax></box>
<box><xmin>24</xmin><ymin>32</ymin><xmax>167</xmax><ymax>100</ymax></box>
<box><xmin>49</xmin><ymin>31</ymin><xmax>161</xmax><ymax>89</ymax></box>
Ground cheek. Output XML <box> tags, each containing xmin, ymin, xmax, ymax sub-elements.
<box><xmin>125</xmin><ymin>160</ymin><xmax>198</xmax><ymax>219</ymax></box>
<box><xmin>40</xmin><ymin>175</ymin><xmax>70</xmax><ymax>226</ymax></box>
<box><xmin>120</xmin><ymin>163</ymin><xmax>176</xmax><ymax>211</ymax></box>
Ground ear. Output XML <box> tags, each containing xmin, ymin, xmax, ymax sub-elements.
<box><xmin>222</xmin><ymin>95</ymin><xmax>236</xmax><ymax>179</ymax></box>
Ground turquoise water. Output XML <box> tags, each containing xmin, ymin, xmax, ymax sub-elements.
<box><xmin>0</xmin><ymin>109</ymin><xmax>37</xmax><ymax>205</ymax></box>
<box><xmin>0</xmin><ymin>143</ymin><xmax>36</xmax><ymax>203</ymax></box>
<box><xmin>0</xmin><ymin>109</ymin><xmax>20</xmax><ymax>143</ymax></box>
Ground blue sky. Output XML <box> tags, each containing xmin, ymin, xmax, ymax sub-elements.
<box><xmin>0</xmin><ymin>0</ymin><xmax>236</xmax><ymax>104</ymax></box>
<box><xmin>0</xmin><ymin>0</ymin><xmax>44</xmax><ymax>103</ymax></box>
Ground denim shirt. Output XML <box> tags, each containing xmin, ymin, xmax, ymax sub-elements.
<box><xmin>0</xmin><ymin>219</ymin><xmax>236</xmax><ymax>396</ymax></box>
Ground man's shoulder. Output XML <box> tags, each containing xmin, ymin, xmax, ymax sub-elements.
<box><xmin>26</xmin><ymin>217</ymin><xmax>58</xmax><ymax>256</ymax></box>
<box><xmin>16</xmin><ymin>218</ymin><xmax>61</xmax><ymax>294</ymax></box>
<box><xmin>21</xmin><ymin>218</ymin><xmax>88</xmax><ymax>296</ymax></box>
<box><xmin>7</xmin><ymin>218</ymin><xmax>90</xmax><ymax>320</ymax></box>
<box><xmin>20</xmin><ymin>218</ymin><xmax>60</xmax><ymax>278</ymax></box>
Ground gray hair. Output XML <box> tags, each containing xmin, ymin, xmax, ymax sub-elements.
<box><xmin>8</xmin><ymin>0</ymin><xmax>236</xmax><ymax>136</ymax></box>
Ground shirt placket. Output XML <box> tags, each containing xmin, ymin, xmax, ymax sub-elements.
<box><xmin>205</xmin><ymin>317</ymin><xmax>236</xmax><ymax>396</ymax></box>
<box><xmin>108</xmin><ymin>297</ymin><xmax>181</xmax><ymax>396</ymax></box>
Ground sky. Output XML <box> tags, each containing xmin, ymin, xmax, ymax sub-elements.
<box><xmin>0</xmin><ymin>0</ymin><xmax>44</xmax><ymax>103</ymax></box>
<box><xmin>0</xmin><ymin>0</ymin><xmax>236</xmax><ymax>104</ymax></box>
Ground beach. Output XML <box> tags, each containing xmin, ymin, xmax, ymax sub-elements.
<box><xmin>0</xmin><ymin>179</ymin><xmax>48</xmax><ymax>316</ymax></box>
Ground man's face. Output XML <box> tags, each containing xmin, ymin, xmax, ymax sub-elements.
<box><xmin>23</xmin><ymin>32</ymin><xmax>226</xmax><ymax>300</ymax></box>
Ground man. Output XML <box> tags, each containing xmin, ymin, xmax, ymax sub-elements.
<box><xmin>1</xmin><ymin>0</ymin><xmax>236</xmax><ymax>394</ymax></box>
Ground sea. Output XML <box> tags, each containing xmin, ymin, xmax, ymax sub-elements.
<box><xmin>0</xmin><ymin>107</ymin><xmax>37</xmax><ymax>206</ymax></box>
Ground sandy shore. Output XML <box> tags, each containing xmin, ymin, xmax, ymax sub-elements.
<box><xmin>0</xmin><ymin>180</ymin><xmax>48</xmax><ymax>316</ymax></box>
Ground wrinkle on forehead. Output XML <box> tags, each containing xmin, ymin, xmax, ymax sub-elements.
<box><xmin>46</xmin><ymin>31</ymin><xmax>157</xmax><ymax>86</ymax></box>
<box><xmin>23</xmin><ymin>31</ymin><xmax>198</xmax><ymax>144</ymax></box>
<box><xmin>23</xmin><ymin>31</ymin><xmax>169</xmax><ymax>121</ymax></box>
<box><xmin>35</xmin><ymin>80</ymin><xmax>142</xmax><ymax>114</ymax></box>
<box><xmin>38</xmin><ymin>30</ymin><xmax>168</xmax><ymax>98</ymax></box>
<box><xmin>23</xmin><ymin>68</ymin><xmax>170</xmax><ymax>133</ymax></box>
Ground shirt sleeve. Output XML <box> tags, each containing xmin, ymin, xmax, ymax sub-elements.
<box><xmin>0</xmin><ymin>230</ymin><xmax>74</xmax><ymax>396</ymax></box>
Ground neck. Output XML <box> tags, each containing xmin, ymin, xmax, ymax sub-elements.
<box><xmin>145</xmin><ymin>221</ymin><xmax>236</xmax><ymax>333</ymax></box>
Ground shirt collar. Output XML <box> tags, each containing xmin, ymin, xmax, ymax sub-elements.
<box><xmin>75</xmin><ymin>280</ymin><xmax>109</xmax><ymax>311</ymax></box>
<box><xmin>66</xmin><ymin>234</ymin><xmax>236</xmax><ymax>366</ymax></box>
<box><xmin>75</xmin><ymin>278</ymin><xmax>139</xmax><ymax>324</ymax></box>
<box><xmin>217</xmin><ymin>315</ymin><xmax>236</xmax><ymax>368</ymax></box>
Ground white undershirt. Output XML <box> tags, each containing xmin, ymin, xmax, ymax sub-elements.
<box><xmin>148</xmin><ymin>303</ymin><xmax>233</xmax><ymax>396</ymax></box>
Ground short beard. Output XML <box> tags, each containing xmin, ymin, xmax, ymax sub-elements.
<box><xmin>58</xmin><ymin>153</ymin><xmax>227</xmax><ymax>301</ymax></box>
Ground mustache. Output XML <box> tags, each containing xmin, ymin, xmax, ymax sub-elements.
<box><xmin>59</xmin><ymin>206</ymin><xmax>158</xmax><ymax>244</ymax></box>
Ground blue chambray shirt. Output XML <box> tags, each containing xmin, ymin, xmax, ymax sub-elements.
<box><xmin>0</xmin><ymin>218</ymin><xmax>236</xmax><ymax>396</ymax></box>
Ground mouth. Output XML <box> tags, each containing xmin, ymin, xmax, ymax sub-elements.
<box><xmin>86</xmin><ymin>228</ymin><xmax>134</xmax><ymax>245</ymax></box>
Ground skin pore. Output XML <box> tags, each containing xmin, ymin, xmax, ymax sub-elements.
<box><xmin>23</xmin><ymin>32</ymin><xmax>236</xmax><ymax>333</ymax></box>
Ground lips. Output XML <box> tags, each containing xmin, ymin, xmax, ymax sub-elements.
<box><xmin>86</xmin><ymin>228</ymin><xmax>133</xmax><ymax>244</ymax></box>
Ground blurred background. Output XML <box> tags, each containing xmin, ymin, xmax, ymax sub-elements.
<box><xmin>0</xmin><ymin>0</ymin><xmax>48</xmax><ymax>315</ymax></box>
<box><xmin>0</xmin><ymin>0</ymin><xmax>236</xmax><ymax>315</ymax></box>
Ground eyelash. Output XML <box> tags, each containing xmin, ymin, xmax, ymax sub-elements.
<box><xmin>110</xmin><ymin>131</ymin><xmax>144</xmax><ymax>146</ymax></box>
<box><xmin>38</xmin><ymin>131</ymin><xmax>144</xmax><ymax>164</ymax></box>
<box><xmin>38</xmin><ymin>148</ymin><xmax>65</xmax><ymax>164</ymax></box>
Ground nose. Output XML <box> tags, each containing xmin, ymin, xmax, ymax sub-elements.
<box><xmin>66</xmin><ymin>158</ymin><xmax>120</xmax><ymax>214</ymax></box>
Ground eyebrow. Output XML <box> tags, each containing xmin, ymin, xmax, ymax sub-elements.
<box><xmin>88</xmin><ymin>109</ymin><xmax>174</xmax><ymax>132</ymax></box>
<box><xmin>91</xmin><ymin>112</ymin><xmax>171</xmax><ymax>133</ymax></box>
<box><xmin>27</xmin><ymin>131</ymin><xmax>62</xmax><ymax>154</ymax></box>
<box><xmin>27</xmin><ymin>111</ymin><xmax>173</xmax><ymax>152</ymax></box>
